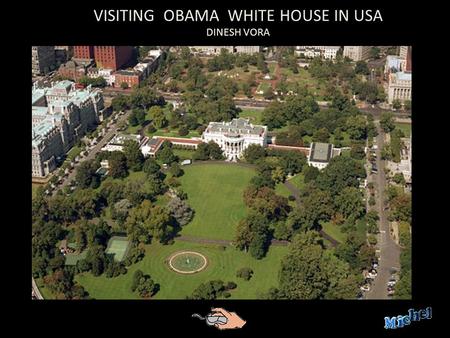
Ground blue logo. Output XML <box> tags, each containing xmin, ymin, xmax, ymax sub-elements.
<box><xmin>384</xmin><ymin>307</ymin><xmax>432</xmax><ymax>329</ymax></box>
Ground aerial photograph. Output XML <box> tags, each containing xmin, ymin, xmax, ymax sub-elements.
<box><xmin>31</xmin><ymin>46</ymin><xmax>412</xmax><ymax>300</ymax></box>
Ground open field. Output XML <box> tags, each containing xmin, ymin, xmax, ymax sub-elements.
<box><xmin>179</xmin><ymin>164</ymin><xmax>255</xmax><ymax>240</ymax></box>
<box><xmin>75</xmin><ymin>240</ymin><xmax>288</xmax><ymax>299</ymax></box>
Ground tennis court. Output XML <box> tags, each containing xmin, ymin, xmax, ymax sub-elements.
<box><xmin>105</xmin><ymin>236</ymin><xmax>130</xmax><ymax>262</ymax></box>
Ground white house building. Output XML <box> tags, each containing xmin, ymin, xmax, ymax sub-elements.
<box><xmin>202</xmin><ymin>118</ymin><xmax>267</xmax><ymax>161</ymax></box>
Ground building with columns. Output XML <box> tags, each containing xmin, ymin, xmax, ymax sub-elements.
<box><xmin>386</xmin><ymin>46</ymin><xmax>412</xmax><ymax>104</ymax></box>
<box><xmin>387</xmin><ymin>71</ymin><xmax>412</xmax><ymax>104</ymax></box>
<box><xmin>202</xmin><ymin>118</ymin><xmax>267</xmax><ymax>161</ymax></box>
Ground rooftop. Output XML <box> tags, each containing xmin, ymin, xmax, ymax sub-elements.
<box><xmin>309</xmin><ymin>142</ymin><xmax>333</xmax><ymax>162</ymax></box>
<box><xmin>395</xmin><ymin>71</ymin><xmax>412</xmax><ymax>81</ymax></box>
<box><xmin>206</xmin><ymin>118</ymin><xmax>266</xmax><ymax>136</ymax></box>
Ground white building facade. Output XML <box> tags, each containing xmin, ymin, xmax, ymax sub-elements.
<box><xmin>343</xmin><ymin>46</ymin><xmax>372</xmax><ymax>61</ymax></box>
<box><xmin>202</xmin><ymin>118</ymin><xmax>267</xmax><ymax>161</ymax></box>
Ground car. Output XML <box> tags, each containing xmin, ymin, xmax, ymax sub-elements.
<box><xmin>360</xmin><ymin>284</ymin><xmax>371</xmax><ymax>292</ymax></box>
<box><xmin>387</xmin><ymin>281</ymin><xmax>396</xmax><ymax>287</ymax></box>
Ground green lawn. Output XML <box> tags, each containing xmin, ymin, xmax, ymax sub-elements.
<box><xmin>150</xmin><ymin>129</ymin><xmax>200</xmax><ymax>139</ymax></box>
<box><xmin>288</xmin><ymin>173</ymin><xmax>305</xmax><ymax>191</ymax></box>
<box><xmin>256</xmin><ymin>82</ymin><xmax>272</xmax><ymax>93</ymax></box>
<box><xmin>394</xmin><ymin>123</ymin><xmax>411</xmax><ymax>138</ymax></box>
<box><xmin>32</xmin><ymin>183</ymin><xmax>41</xmax><ymax>199</ymax></box>
<box><xmin>178</xmin><ymin>164</ymin><xmax>255</xmax><ymax>240</ymax></box>
<box><xmin>67</xmin><ymin>146</ymin><xmax>82</xmax><ymax>161</ymax></box>
<box><xmin>75</xmin><ymin>240</ymin><xmax>288</xmax><ymax>299</ymax></box>
<box><xmin>239</xmin><ymin>109</ymin><xmax>263</xmax><ymax>124</ymax></box>
<box><xmin>173</xmin><ymin>148</ymin><xmax>195</xmax><ymax>160</ymax></box>
<box><xmin>320</xmin><ymin>221</ymin><xmax>347</xmax><ymax>243</ymax></box>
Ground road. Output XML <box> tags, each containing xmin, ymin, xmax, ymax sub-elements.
<box><xmin>32</xmin><ymin>278</ymin><xmax>43</xmax><ymax>300</ymax></box>
<box><xmin>365</xmin><ymin>122</ymin><xmax>400</xmax><ymax>299</ymax></box>
<box><xmin>56</xmin><ymin>110</ymin><xmax>131</xmax><ymax>192</ymax></box>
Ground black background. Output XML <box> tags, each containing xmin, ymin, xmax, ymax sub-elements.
<box><xmin>13</xmin><ymin>0</ymin><xmax>444</xmax><ymax>336</ymax></box>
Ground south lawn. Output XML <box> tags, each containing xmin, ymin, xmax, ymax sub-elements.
<box><xmin>179</xmin><ymin>164</ymin><xmax>255</xmax><ymax>240</ymax></box>
<box><xmin>75</xmin><ymin>240</ymin><xmax>288</xmax><ymax>299</ymax></box>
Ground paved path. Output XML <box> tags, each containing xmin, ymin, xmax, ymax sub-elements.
<box><xmin>365</xmin><ymin>122</ymin><xmax>401</xmax><ymax>299</ymax></box>
<box><xmin>32</xmin><ymin>278</ymin><xmax>43</xmax><ymax>300</ymax></box>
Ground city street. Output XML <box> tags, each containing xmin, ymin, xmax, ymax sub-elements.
<box><xmin>56</xmin><ymin>109</ymin><xmax>131</xmax><ymax>191</ymax></box>
<box><xmin>365</xmin><ymin>122</ymin><xmax>401</xmax><ymax>299</ymax></box>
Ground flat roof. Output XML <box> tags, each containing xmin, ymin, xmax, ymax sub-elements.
<box><xmin>207</xmin><ymin>118</ymin><xmax>265</xmax><ymax>136</ymax></box>
<box><xmin>310</xmin><ymin>142</ymin><xmax>332</xmax><ymax>162</ymax></box>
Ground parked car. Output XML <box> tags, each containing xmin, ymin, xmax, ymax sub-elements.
<box><xmin>360</xmin><ymin>284</ymin><xmax>371</xmax><ymax>292</ymax></box>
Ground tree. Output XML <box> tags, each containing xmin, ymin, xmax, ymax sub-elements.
<box><xmin>316</xmin><ymin>156</ymin><xmax>366</xmax><ymax>196</ymax></box>
<box><xmin>278</xmin><ymin>151</ymin><xmax>306</xmax><ymax>176</ymax></box>
<box><xmin>142</xmin><ymin>157</ymin><xmax>162</xmax><ymax>178</ymax></box>
<box><xmin>312</xmin><ymin>128</ymin><xmax>330</xmax><ymax>143</ymax></box>
<box><xmin>334</xmin><ymin>187</ymin><xmax>365</xmax><ymax>221</ymax></box>
<box><xmin>403</xmin><ymin>100</ymin><xmax>411</xmax><ymax>111</ymax></box>
<box><xmin>207</xmin><ymin>141</ymin><xmax>224</xmax><ymax>160</ymax></box>
<box><xmin>279</xmin><ymin>231</ymin><xmax>358</xmax><ymax>299</ymax></box>
<box><xmin>169</xmin><ymin>163</ymin><xmax>183</xmax><ymax>177</ymax></box>
<box><xmin>354</xmin><ymin>61</ymin><xmax>370</xmax><ymax>75</ymax></box>
<box><xmin>295</xmin><ymin>189</ymin><xmax>334</xmax><ymax>230</ymax></box>
<box><xmin>271</xmin><ymin>166</ymin><xmax>286</xmax><ymax>184</ymax></box>
<box><xmin>279</xmin><ymin>231</ymin><xmax>327</xmax><ymax>299</ymax></box>
<box><xmin>120</xmin><ymin>82</ymin><xmax>129</xmax><ymax>89</ymax></box>
<box><xmin>192</xmin><ymin>141</ymin><xmax>223</xmax><ymax>161</ymax></box>
<box><xmin>108</xmin><ymin>151</ymin><xmax>128</xmax><ymax>179</ymax></box>
<box><xmin>149</xmin><ymin>106</ymin><xmax>167</xmax><ymax>129</ymax></box>
<box><xmin>234</xmin><ymin>212</ymin><xmax>271</xmax><ymax>259</ymax></box>
<box><xmin>190</xmin><ymin>280</ymin><xmax>226</xmax><ymax>300</ymax></box>
<box><xmin>395</xmin><ymin>270</ymin><xmax>411</xmax><ymax>299</ymax></box>
<box><xmin>369</xmin><ymin>47</ymin><xmax>380</xmax><ymax>59</ymax></box>
<box><xmin>236</xmin><ymin>267</ymin><xmax>254</xmax><ymax>281</ymax></box>
<box><xmin>157</xmin><ymin>141</ymin><xmax>178</xmax><ymax>165</ymax></box>
<box><xmin>346</xmin><ymin>115</ymin><xmax>367</xmax><ymax>140</ymax></box>
<box><xmin>243</xmin><ymin>144</ymin><xmax>266</xmax><ymax>164</ymax></box>
<box><xmin>126</xmin><ymin>200</ymin><xmax>174</xmax><ymax>244</ymax></box>
<box><xmin>123</xmin><ymin>140</ymin><xmax>144</xmax><ymax>171</ymax></box>
<box><xmin>350</xmin><ymin>144</ymin><xmax>366</xmax><ymax>160</ymax></box>
<box><xmin>75</xmin><ymin>160</ymin><xmax>100</xmax><ymax>189</ymax></box>
<box><xmin>380</xmin><ymin>112</ymin><xmax>395</xmax><ymax>133</ymax></box>
<box><xmin>243</xmin><ymin>186</ymin><xmax>290</xmax><ymax>221</ymax></box>
<box><xmin>166</xmin><ymin>196</ymin><xmax>194</xmax><ymax>226</ymax></box>
<box><xmin>131</xmin><ymin>269</ymin><xmax>144</xmax><ymax>292</ymax></box>
<box><xmin>303</xmin><ymin>165</ymin><xmax>319</xmax><ymax>183</ymax></box>
<box><xmin>392</xmin><ymin>99</ymin><xmax>402</xmax><ymax>110</ymax></box>
<box><xmin>111</xmin><ymin>95</ymin><xmax>129</xmax><ymax>112</ymax></box>
<box><xmin>131</xmin><ymin>269</ymin><xmax>158</xmax><ymax>298</ymax></box>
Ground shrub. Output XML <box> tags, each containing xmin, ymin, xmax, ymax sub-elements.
<box><xmin>222</xmin><ymin>291</ymin><xmax>231</xmax><ymax>298</ymax></box>
<box><xmin>368</xmin><ymin>234</ymin><xmax>377</xmax><ymax>246</ymax></box>
<box><xmin>225</xmin><ymin>281</ymin><xmax>237</xmax><ymax>290</ymax></box>
<box><xmin>236</xmin><ymin>267</ymin><xmax>254</xmax><ymax>281</ymax></box>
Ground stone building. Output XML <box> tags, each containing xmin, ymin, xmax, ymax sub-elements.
<box><xmin>202</xmin><ymin>118</ymin><xmax>267</xmax><ymax>161</ymax></box>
